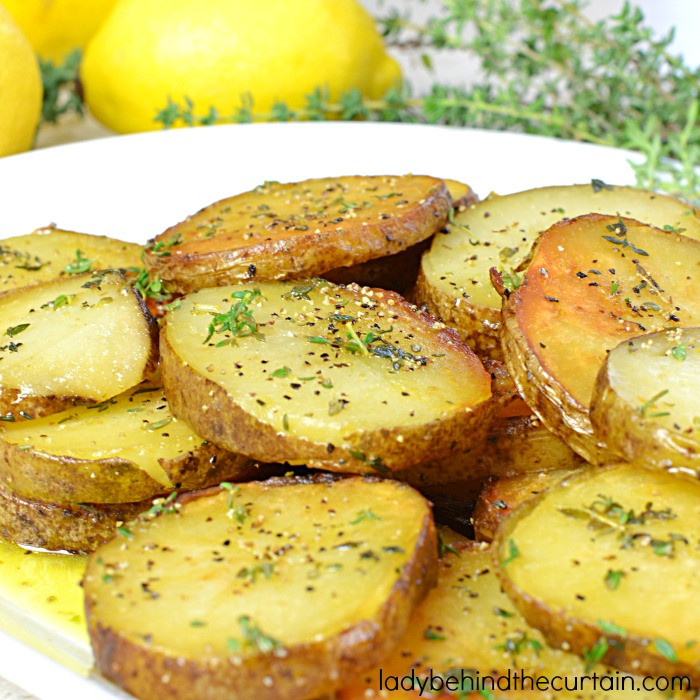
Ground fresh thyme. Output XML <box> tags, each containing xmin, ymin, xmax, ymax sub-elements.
<box><xmin>203</xmin><ymin>289</ymin><xmax>262</xmax><ymax>345</ymax></box>
<box><xmin>64</xmin><ymin>249</ymin><xmax>92</xmax><ymax>275</ymax></box>
<box><xmin>39</xmin><ymin>49</ymin><xmax>83</xmax><ymax>124</ymax></box>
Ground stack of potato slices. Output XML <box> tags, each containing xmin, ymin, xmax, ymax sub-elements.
<box><xmin>2</xmin><ymin>176</ymin><xmax>698</xmax><ymax>699</ymax></box>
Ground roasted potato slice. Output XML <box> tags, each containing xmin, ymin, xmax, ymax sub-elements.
<box><xmin>161</xmin><ymin>280</ymin><xmax>495</xmax><ymax>473</ymax></box>
<box><xmin>495</xmin><ymin>465</ymin><xmax>700</xmax><ymax>685</ymax></box>
<box><xmin>591</xmin><ymin>327</ymin><xmax>700</xmax><ymax>480</ymax></box>
<box><xmin>0</xmin><ymin>225</ymin><xmax>142</xmax><ymax>294</ymax></box>
<box><xmin>144</xmin><ymin>175</ymin><xmax>451</xmax><ymax>293</ymax></box>
<box><xmin>0</xmin><ymin>270</ymin><xmax>158</xmax><ymax>421</ymax></box>
<box><xmin>341</xmin><ymin>536</ymin><xmax>676</xmax><ymax>700</ymax></box>
<box><xmin>0</xmin><ymin>382</ymin><xmax>262</xmax><ymax>503</ymax></box>
<box><xmin>498</xmin><ymin>214</ymin><xmax>700</xmax><ymax>463</ymax></box>
<box><xmin>472</xmin><ymin>469</ymin><xmax>579</xmax><ymax>542</ymax></box>
<box><xmin>443</xmin><ymin>178</ymin><xmax>479</xmax><ymax>210</ymax></box>
<box><xmin>0</xmin><ymin>481</ymin><xmax>151</xmax><ymax>554</ymax></box>
<box><xmin>416</xmin><ymin>184</ymin><xmax>700</xmax><ymax>357</ymax></box>
<box><xmin>84</xmin><ymin>475</ymin><xmax>437</xmax><ymax>700</ymax></box>
<box><xmin>394</xmin><ymin>415</ymin><xmax>586</xmax><ymax>499</ymax></box>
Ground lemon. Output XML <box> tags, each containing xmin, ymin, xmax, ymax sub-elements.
<box><xmin>1</xmin><ymin>0</ymin><xmax>118</xmax><ymax>62</ymax></box>
<box><xmin>0</xmin><ymin>4</ymin><xmax>42</xmax><ymax>157</ymax></box>
<box><xmin>81</xmin><ymin>0</ymin><xmax>401</xmax><ymax>134</ymax></box>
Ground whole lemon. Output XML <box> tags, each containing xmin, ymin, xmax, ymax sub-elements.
<box><xmin>1</xmin><ymin>0</ymin><xmax>118</xmax><ymax>62</ymax></box>
<box><xmin>0</xmin><ymin>4</ymin><xmax>42</xmax><ymax>157</ymax></box>
<box><xmin>81</xmin><ymin>0</ymin><xmax>401</xmax><ymax>134</ymax></box>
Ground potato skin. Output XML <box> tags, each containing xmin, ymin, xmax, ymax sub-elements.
<box><xmin>414</xmin><ymin>263</ymin><xmax>502</xmax><ymax>359</ymax></box>
<box><xmin>161</xmin><ymin>288</ymin><xmax>497</xmax><ymax>474</ymax></box>
<box><xmin>0</xmin><ymin>481</ymin><xmax>149</xmax><ymax>554</ymax></box>
<box><xmin>86</xmin><ymin>477</ymin><xmax>439</xmax><ymax>700</ymax></box>
<box><xmin>145</xmin><ymin>176</ymin><xmax>451</xmax><ymax>294</ymax></box>
<box><xmin>0</xmin><ymin>435</ymin><xmax>262</xmax><ymax>504</ymax></box>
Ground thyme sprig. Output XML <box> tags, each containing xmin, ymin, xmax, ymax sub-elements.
<box><xmin>153</xmin><ymin>1</ymin><xmax>700</xmax><ymax>204</ymax></box>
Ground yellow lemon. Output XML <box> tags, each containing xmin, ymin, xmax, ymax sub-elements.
<box><xmin>1</xmin><ymin>0</ymin><xmax>118</xmax><ymax>62</ymax></box>
<box><xmin>81</xmin><ymin>0</ymin><xmax>402</xmax><ymax>134</ymax></box>
<box><xmin>0</xmin><ymin>4</ymin><xmax>42</xmax><ymax>157</ymax></box>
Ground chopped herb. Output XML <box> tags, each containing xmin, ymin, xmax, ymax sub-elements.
<box><xmin>350</xmin><ymin>509</ymin><xmax>381</xmax><ymax>525</ymax></box>
<box><xmin>282</xmin><ymin>414</ymin><xmax>289</xmax><ymax>431</ymax></box>
<box><xmin>424</xmin><ymin>627</ymin><xmax>446</xmax><ymax>641</ymax></box>
<box><xmin>583</xmin><ymin>638</ymin><xmax>609</xmax><ymax>671</ymax></box>
<box><xmin>190</xmin><ymin>620</ymin><xmax>206</xmax><ymax>628</ymax></box>
<box><xmin>271</xmin><ymin>366</ymin><xmax>292</xmax><ymax>378</ymax></box>
<box><xmin>604</xmin><ymin>569</ymin><xmax>624</xmax><ymax>591</ymax></box>
<box><xmin>610</xmin><ymin>281</ymin><xmax>619</xmax><ymax>295</ymax></box>
<box><xmin>203</xmin><ymin>289</ymin><xmax>262</xmax><ymax>344</ymax></box>
<box><xmin>437</xmin><ymin>532</ymin><xmax>460</xmax><ymax>558</ymax></box>
<box><xmin>597</xmin><ymin>619</ymin><xmax>627</xmax><ymax>637</ymax></box>
<box><xmin>637</xmin><ymin>389</ymin><xmax>670</xmax><ymax>418</ymax></box>
<box><xmin>40</xmin><ymin>294</ymin><xmax>73</xmax><ymax>310</ymax></box>
<box><xmin>236</xmin><ymin>563</ymin><xmax>275</xmax><ymax>583</ymax></box>
<box><xmin>6</xmin><ymin>323</ymin><xmax>29</xmax><ymax>337</ymax></box>
<box><xmin>501</xmin><ymin>270</ymin><xmax>522</xmax><ymax>292</ymax></box>
<box><xmin>672</xmin><ymin>344</ymin><xmax>687</xmax><ymax>361</ymax></box>
<box><xmin>165</xmin><ymin>298</ymin><xmax>182</xmax><ymax>311</ymax></box>
<box><xmin>500</xmin><ymin>538</ymin><xmax>519</xmax><ymax>567</ymax></box>
<box><xmin>116</xmin><ymin>526</ymin><xmax>133</xmax><ymax>538</ymax></box>
<box><xmin>348</xmin><ymin>449</ymin><xmax>366</xmax><ymax>462</ymax></box>
<box><xmin>493</xmin><ymin>607</ymin><xmax>515</xmax><ymax>618</ymax></box>
<box><xmin>64</xmin><ymin>249</ymin><xmax>92</xmax><ymax>274</ymax></box>
<box><xmin>653</xmin><ymin>638</ymin><xmax>678</xmax><ymax>663</ymax></box>
<box><xmin>144</xmin><ymin>491</ymin><xmax>179</xmax><ymax>518</ymax></box>
<box><xmin>146</xmin><ymin>417</ymin><xmax>172</xmax><ymax>431</ymax></box>
<box><xmin>0</xmin><ymin>414</ymin><xmax>15</xmax><ymax>422</ymax></box>
<box><xmin>237</xmin><ymin>615</ymin><xmax>282</xmax><ymax>654</ymax></box>
<box><xmin>86</xmin><ymin>398</ymin><xmax>117</xmax><ymax>412</ymax></box>
<box><xmin>220</xmin><ymin>482</ymin><xmax>249</xmax><ymax>523</ymax></box>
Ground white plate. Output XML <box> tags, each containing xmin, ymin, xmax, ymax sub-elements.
<box><xmin>0</xmin><ymin>122</ymin><xmax>640</xmax><ymax>700</ymax></box>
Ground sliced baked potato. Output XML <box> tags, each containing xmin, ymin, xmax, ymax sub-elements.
<box><xmin>161</xmin><ymin>280</ymin><xmax>495</xmax><ymax>473</ymax></box>
<box><xmin>0</xmin><ymin>270</ymin><xmax>158</xmax><ymax>421</ymax></box>
<box><xmin>84</xmin><ymin>475</ymin><xmax>437</xmax><ymax>700</ymax></box>
<box><xmin>0</xmin><ymin>382</ymin><xmax>262</xmax><ymax>504</ymax></box>
<box><xmin>495</xmin><ymin>465</ymin><xmax>700</xmax><ymax>685</ymax></box>
<box><xmin>416</xmin><ymin>184</ymin><xmax>700</xmax><ymax>357</ymax></box>
<box><xmin>340</xmin><ymin>536</ymin><xmax>676</xmax><ymax>700</ymax></box>
<box><xmin>472</xmin><ymin>469</ymin><xmax>579</xmax><ymax>542</ymax></box>
<box><xmin>394</xmin><ymin>414</ymin><xmax>586</xmax><ymax>499</ymax></box>
<box><xmin>144</xmin><ymin>175</ymin><xmax>451</xmax><ymax>293</ymax></box>
<box><xmin>497</xmin><ymin>214</ymin><xmax>700</xmax><ymax>463</ymax></box>
<box><xmin>591</xmin><ymin>327</ymin><xmax>700</xmax><ymax>480</ymax></box>
<box><xmin>0</xmin><ymin>481</ymin><xmax>150</xmax><ymax>554</ymax></box>
<box><xmin>0</xmin><ymin>225</ymin><xmax>143</xmax><ymax>294</ymax></box>
<box><xmin>443</xmin><ymin>178</ymin><xmax>479</xmax><ymax>210</ymax></box>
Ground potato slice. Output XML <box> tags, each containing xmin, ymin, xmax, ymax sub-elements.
<box><xmin>498</xmin><ymin>214</ymin><xmax>700</xmax><ymax>463</ymax></box>
<box><xmin>395</xmin><ymin>415</ymin><xmax>586</xmax><ymax>499</ymax></box>
<box><xmin>443</xmin><ymin>178</ymin><xmax>479</xmax><ymax>210</ymax></box>
<box><xmin>84</xmin><ymin>476</ymin><xmax>437</xmax><ymax>700</ymax></box>
<box><xmin>340</xmin><ymin>536</ymin><xmax>676</xmax><ymax>700</ymax></box>
<box><xmin>144</xmin><ymin>175</ymin><xmax>451</xmax><ymax>293</ymax></box>
<box><xmin>416</xmin><ymin>184</ymin><xmax>700</xmax><ymax>357</ymax></box>
<box><xmin>0</xmin><ymin>481</ymin><xmax>150</xmax><ymax>554</ymax></box>
<box><xmin>161</xmin><ymin>280</ymin><xmax>495</xmax><ymax>473</ymax></box>
<box><xmin>495</xmin><ymin>465</ymin><xmax>700</xmax><ymax>685</ymax></box>
<box><xmin>473</xmin><ymin>469</ymin><xmax>579</xmax><ymax>542</ymax></box>
<box><xmin>0</xmin><ymin>382</ymin><xmax>262</xmax><ymax>503</ymax></box>
<box><xmin>591</xmin><ymin>327</ymin><xmax>700</xmax><ymax>480</ymax></box>
<box><xmin>0</xmin><ymin>270</ymin><xmax>158</xmax><ymax>421</ymax></box>
<box><xmin>0</xmin><ymin>225</ymin><xmax>142</xmax><ymax>293</ymax></box>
